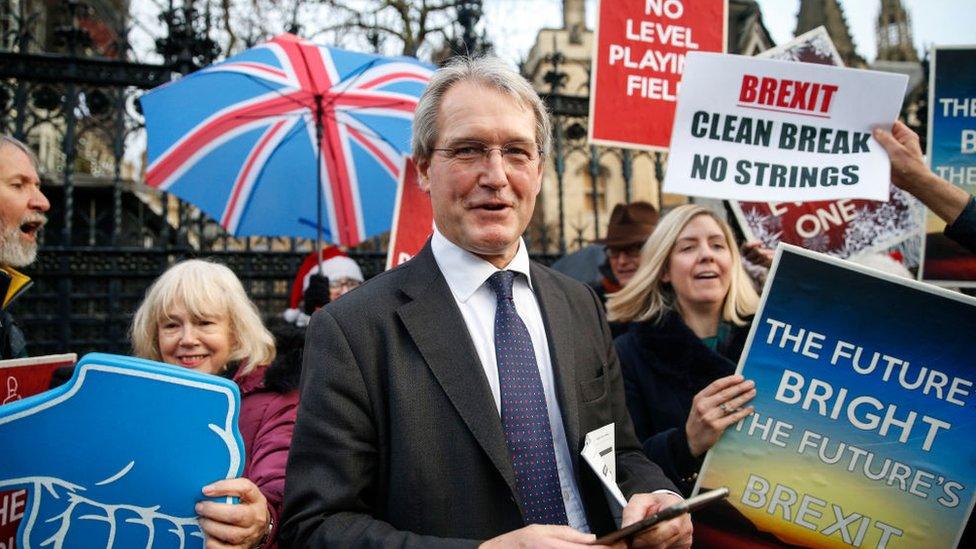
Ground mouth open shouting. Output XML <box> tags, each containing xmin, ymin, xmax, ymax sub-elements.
<box><xmin>0</xmin><ymin>214</ymin><xmax>47</xmax><ymax>267</ymax></box>
<box><xmin>19</xmin><ymin>216</ymin><xmax>46</xmax><ymax>242</ymax></box>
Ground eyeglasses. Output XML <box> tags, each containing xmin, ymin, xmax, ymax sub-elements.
<box><xmin>432</xmin><ymin>141</ymin><xmax>541</xmax><ymax>167</ymax></box>
<box><xmin>606</xmin><ymin>245</ymin><xmax>642</xmax><ymax>259</ymax></box>
<box><xmin>329</xmin><ymin>278</ymin><xmax>361</xmax><ymax>291</ymax></box>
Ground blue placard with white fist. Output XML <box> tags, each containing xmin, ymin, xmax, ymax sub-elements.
<box><xmin>0</xmin><ymin>352</ymin><xmax>244</xmax><ymax>548</ymax></box>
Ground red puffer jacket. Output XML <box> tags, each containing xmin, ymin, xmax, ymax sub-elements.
<box><xmin>234</xmin><ymin>363</ymin><xmax>299</xmax><ymax>549</ymax></box>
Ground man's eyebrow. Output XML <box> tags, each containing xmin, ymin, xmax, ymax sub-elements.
<box><xmin>5</xmin><ymin>175</ymin><xmax>40</xmax><ymax>185</ymax></box>
<box><xmin>445</xmin><ymin>137</ymin><xmax>535</xmax><ymax>144</ymax></box>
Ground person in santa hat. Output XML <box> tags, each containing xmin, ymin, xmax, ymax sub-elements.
<box><xmin>282</xmin><ymin>247</ymin><xmax>364</xmax><ymax>327</ymax></box>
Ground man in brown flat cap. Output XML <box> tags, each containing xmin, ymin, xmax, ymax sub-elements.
<box><xmin>592</xmin><ymin>201</ymin><xmax>658</xmax><ymax>337</ymax></box>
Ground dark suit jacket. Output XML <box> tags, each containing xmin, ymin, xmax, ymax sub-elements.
<box><xmin>280</xmin><ymin>244</ymin><xmax>677</xmax><ymax>547</ymax></box>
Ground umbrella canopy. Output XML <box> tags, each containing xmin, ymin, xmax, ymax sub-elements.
<box><xmin>142</xmin><ymin>33</ymin><xmax>434</xmax><ymax>246</ymax></box>
<box><xmin>550</xmin><ymin>244</ymin><xmax>607</xmax><ymax>286</ymax></box>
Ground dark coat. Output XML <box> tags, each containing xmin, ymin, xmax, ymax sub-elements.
<box><xmin>614</xmin><ymin>310</ymin><xmax>750</xmax><ymax>495</ymax></box>
<box><xmin>281</xmin><ymin>243</ymin><xmax>676</xmax><ymax>548</ymax></box>
<box><xmin>0</xmin><ymin>308</ymin><xmax>27</xmax><ymax>360</ymax></box>
<box><xmin>946</xmin><ymin>196</ymin><xmax>976</xmax><ymax>253</ymax></box>
<box><xmin>233</xmin><ymin>359</ymin><xmax>300</xmax><ymax>549</ymax></box>
<box><xmin>1</xmin><ymin>268</ymin><xmax>29</xmax><ymax>360</ymax></box>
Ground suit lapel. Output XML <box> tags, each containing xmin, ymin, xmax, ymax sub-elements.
<box><xmin>531</xmin><ymin>264</ymin><xmax>581</xmax><ymax>470</ymax></box>
<box><xmin>396</xmin><ymin>244</ymin><xmax>519</xmax><ymax>495</ymax></box>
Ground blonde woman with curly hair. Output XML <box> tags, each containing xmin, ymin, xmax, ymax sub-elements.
<box><xmin>131</xmin><ymin>259</ymin><xmax>294</xmax><ymax>548</ymax></box>
<box><xmin>607</xmin><ymin>204</ymin><xmax>759</xmax><ymax>495</ymax></box>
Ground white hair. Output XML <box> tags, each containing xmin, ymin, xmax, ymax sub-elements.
<box><xmin>130</xmin><ymin>259</ymin><xmax>276</xmax><ymax>373</ymax></box>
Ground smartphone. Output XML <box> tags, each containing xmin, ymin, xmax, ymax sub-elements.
<box><xmin>590</xmin><ymin>487</ymin><xmax>730</xmax><ymax>546</ymax></box>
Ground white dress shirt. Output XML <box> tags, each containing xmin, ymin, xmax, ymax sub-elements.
<box><xmin>430</xmin><ymin>228</ymin><xmax>591</xmax><ymax>532</ymax></box>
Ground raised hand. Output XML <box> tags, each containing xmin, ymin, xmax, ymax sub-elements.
<box><xmin>873</xmin><ymin>121</ymin><xmax>971</xmax><ymax>224</ymax></box>
<box><xmin>685</xmin><ymin>374</ymin><xmax>756</xmax><ymax>458</ymax></box>
<box><xmin>0</xmin><ymin>353</ymin><xmax>245</xmax><ymax>548</ymax></box>
<box><xmin>740</xmin><ymin>241</ymin><xmax>774</xmax><ymax>269</ymax></box>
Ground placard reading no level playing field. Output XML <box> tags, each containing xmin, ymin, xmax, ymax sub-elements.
<box><xmin>664</xmin><ymin>52</ymin><xmax>907</xmax><ymax>202</ymax></box>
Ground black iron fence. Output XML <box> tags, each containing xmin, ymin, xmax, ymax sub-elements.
<box><xmin>16</xmin><ymin>246</ymin><xmax>561</xmax><ymax>356</ymax></box>
<box><xmin>13</xmin><ymin>248</ymin><xmax>387</xmax><ymax>356</ymax></box>
<box><xmin>2</xmin><ymin>0</ymin><xmax>577</xmax><ymax>357</ymax></box>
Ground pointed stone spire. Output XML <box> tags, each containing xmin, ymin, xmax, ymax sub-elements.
<box><xmin>795</xmin><ymin>0</ymin><xmax>866</xmax><ymax>67</ymax></box>
<box><xmin>563</xmin><ymin>0</ymin><xmax>585</xmax><ymax>30</ymax></box>
<box><xmin>876</xmin><ymin>0</ymin><xmax>918</xmax><ymax>61</ymax></box>
<box><xmin>564</xmin><ymin>0</ymin><xmax>585</xmax><ymax>43</ymax></box>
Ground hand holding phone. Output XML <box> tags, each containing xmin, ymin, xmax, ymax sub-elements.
<box><xmin>590</xmin><ymin>487</ymin><xmax>730</xmax><ymax>545</ymax></box>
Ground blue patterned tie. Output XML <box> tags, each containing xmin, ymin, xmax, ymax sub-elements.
<box><xmin>486</xmin><ymin>270</ymin><xmax>569</xmax><ymax>526</ymax></box>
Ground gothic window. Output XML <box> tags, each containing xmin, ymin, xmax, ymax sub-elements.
<box><xmin>886</xmin><ymin>23</ymin><xmax>900</xmax><ymax>45</ymax></box>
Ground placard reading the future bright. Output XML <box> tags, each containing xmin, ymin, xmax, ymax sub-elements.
<box><xmin>694</xmin><ymin>245</ymin><xmax>976</xmax><ymax>548</ymax></box>
<box><xmin>664</xmin><ymin>52</ymin><xmax>907</xmax><ymax>201</ymax></box>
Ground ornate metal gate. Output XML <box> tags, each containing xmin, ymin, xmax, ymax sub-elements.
<box><xmin>1</xmin><ymin>0</ymin><xmax>564</xmax><ymax>357</ymax></box>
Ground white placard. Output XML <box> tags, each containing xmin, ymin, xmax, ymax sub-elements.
<box><xmin>663</xmin><ymin>52</ymin><xmax>908</xmax><ymax>202</ymax></box>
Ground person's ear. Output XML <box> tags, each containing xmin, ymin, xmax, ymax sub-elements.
<box><xmin>416</xmin><ymin>156</ymin><xmax>431</xmax><ymax>194</ymax></box>
<box><xmin>531</xmin><ymin>154</ymin><xmax>544</xmax><ymax>196</ymax></box>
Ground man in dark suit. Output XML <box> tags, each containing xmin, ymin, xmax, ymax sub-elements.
<box><xmin>281</xmin><ymin>57</ymin><xmax>693</xmax><ymax>548</ymax></box>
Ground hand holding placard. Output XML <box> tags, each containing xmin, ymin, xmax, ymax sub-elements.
<box><xmin>664</xmin><ymin>52</ymin><xmax>907</xmax><ymax>202</ymax></box>
<box><xmin>0</xmin><ymin>353</ymin><xmax>244</xmax><ymax>548</ymax></box>
<box><xmin>875</xmin><ymin>121</ymin><xmax>972</xmax><ymax>227</ymax></box>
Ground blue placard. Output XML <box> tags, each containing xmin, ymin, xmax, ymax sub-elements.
<box><xmin>928</xmin><ymin>47</ymin><xmax>976</xmax><ymax>190</ymax></box>
<box><xmin>924</xmin><ymin>46</ymin><xmax>976</xmax><ymax>284</ymax></box>
<box><xmin>696</xmin><ymin>245</ymin><xmax>976</xmax><ymax>547</ymax></box>
<box><xmin>0</xmin><ymin>353</ymin><xmax>244</xmax><ymax>548</ymax></box>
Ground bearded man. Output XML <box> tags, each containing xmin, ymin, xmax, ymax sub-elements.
<box><xmin>0</xmin><ymin>135</ymin><xmax>50</xmax><ymax>359</ymax></box>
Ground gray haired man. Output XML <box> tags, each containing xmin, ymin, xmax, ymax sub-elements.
<box><xmin>0</xmin><ymin>135</ymin><xmax>50</xmax><ymax>359</ymax></box>
<box><xmin>282</xmin><ymin>57</ymin><xmax>692</xmax><ymax>548</ymax></box>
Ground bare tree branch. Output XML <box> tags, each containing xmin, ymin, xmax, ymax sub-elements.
<box><xmin>324</xmin><ymin>0</ymin><xmax>465</xmax><ymax>57</ymax></box>
<box><xmin>197</xmin><ymin>0</ymin><xmax>471</xmax><ymax>60</ymax></box>
<box><xmin>221</xmin><ymin>0</ymin><xmax>238</xmax><ymax>54</ymax></box>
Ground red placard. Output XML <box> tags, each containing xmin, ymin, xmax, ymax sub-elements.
<box><xmin>0</xmin><ymin>354</ymin><xmax>76</xmax><ymax>404</ymax></box>
<box><xmin>1</xmin><ymin>353</ymin><xmax>77</xmax><ymax>547</ymax></box>
<box><xmin>589</xmin><ymin>0</ymin><xmax>727</xmax><ymax>150</ymax></box>
<box><xmin>735</xmin><ymin>190</ymin><xmax>919</xmax><ymax>258</ymax></box>
<box><xmin>729</xmin><ymin>27</ymin><xmax>924</xmax><ymax>273</ymax></box>
<box><xmin>385</xmin><ymin>158</ymin><xmax>434</xmax><ymax>270</ymax></box>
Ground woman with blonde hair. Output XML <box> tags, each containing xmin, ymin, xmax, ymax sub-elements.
<box><xmin>607</xmin><ymin>204</ymin><xmax>759</xmax><ymax>495</ymax></box>
<box><xmin>131</xmin><ymin>259</ymin><xmax>297</xmax><ymax>548</ymax></box>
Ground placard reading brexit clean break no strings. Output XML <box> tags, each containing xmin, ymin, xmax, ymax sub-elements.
<box><xmin>664</xmin><ymin>52</ymin><xmax>908</xmax><ymax>202</ymax></box>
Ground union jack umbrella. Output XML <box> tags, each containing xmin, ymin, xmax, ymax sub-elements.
<box><xmin>142</xmin><ymin>34</ymin><xmax>434</xmax><ymax>247</ymax></box>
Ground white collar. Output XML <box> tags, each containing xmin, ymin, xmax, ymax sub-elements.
<box><xmin>431</xmin><ymin>227</ymin><xmax>534</xmax><ymax>303</ymax></box>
